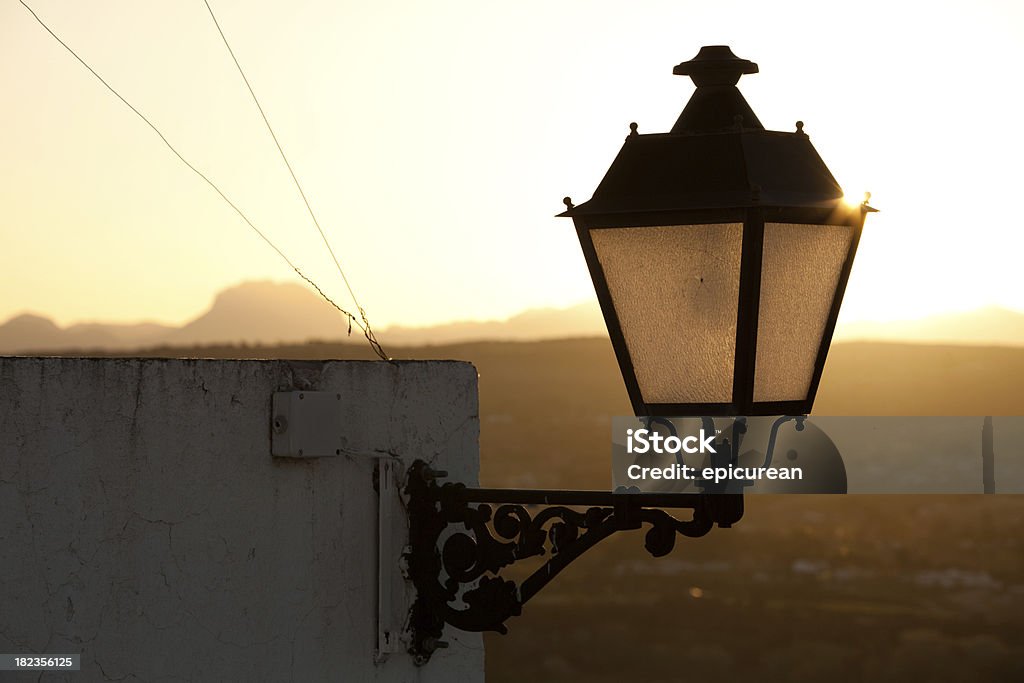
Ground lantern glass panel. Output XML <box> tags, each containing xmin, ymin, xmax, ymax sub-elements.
<box><xmin>591</xmin><ymin>223</ymin><xmax>742</xmax><ymax>404</ymax></box>
<box><xmin>753</xmin><ymin>223</ymin><xmax>853</xmax><ymax>403</ymax></box>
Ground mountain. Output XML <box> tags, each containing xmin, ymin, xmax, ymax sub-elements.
<box><xmin>381</xmin><ymin>302</ymin><xmax>606</xmax><ymax>346</ymax></box>
<box><xmin>0</xmin><ymin>314</ymin><xmax>65</xmax><ymax>352</ymax></box>
<box><xmin>0</xmin><ymin>281</ymin><xmax>607</xmax><ymax>354</ymax></box>
<box><xmin>0</xmin><ymin>313</ymin><xmax>171</xmax><ymax>353</ymax></box>
<box><xmin>0</xmin><ymin>281</ymin><xmax>351</xmax><ymax>354</ymax></box>
<box><xmin>1</xmin><ymin>280</ymin><xmax>1023</xmax><ymax>354</ymax></box>
<box><xmin>162</xmin><ymin>281</ymin><xmax>351</xmax><ymax>346</ymax></box>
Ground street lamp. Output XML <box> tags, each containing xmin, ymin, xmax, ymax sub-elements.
<box><xmin>560</xmin><ymin>45</ymin><xmax>875</xmax><ymax>417</ymax></box>
<box><xmin>405</xmin><ymin>45</ymin><xmax>872</xmax><ymax>664</ymax></box>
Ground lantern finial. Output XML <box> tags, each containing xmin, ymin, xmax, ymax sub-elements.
<box><xmin>672</xmin><ymin>45</ymin><xmax>758</xmax><ymax>86</ymax></box>
<box><xmin>670</xmin><ymin>46</ymin><xmax>763</xmax><ymax>133</ymax></box>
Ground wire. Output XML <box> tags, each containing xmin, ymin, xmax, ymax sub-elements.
<box><xmin>202</xmin><ymin>0</ymin><xmax>387</xmax><ymax>360</ymax></box>
<box><xmin>17</xmin><ymin>0</ymin><xmax>389</xmax><ymax>360</ymax></box>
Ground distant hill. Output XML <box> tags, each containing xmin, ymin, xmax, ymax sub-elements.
<box><xmin>381</xmin><ymin>302</ymin><xmax>605</xmax><ymax>346</ymax></box>
<box><xmin>1</xmin><ymin>280</ymin><xmax>1022</xmax><ymax>354</ymax></box>
<box><xmin>0</xmin><ymin>313</ymin><xmax>171</xmax><ymax>353</ymax></box>
<box><xmin>161</xmin><ymin>281</ymin><xmax>351</xmax><ymax>347</ymax></box>
<box><xmin>834</xmin><ymin>306</ymin><xmax>1024</xmax><ymax>346</ymax></box>
<box><xmin>0</xmin><ymin>281</ymin><xmax>350</xmax><ymax>354</ymax></box>
<box><xmin>0</xmin><ymin>281</ymin><xmax>606</xmax><ymax>354</ymax></box>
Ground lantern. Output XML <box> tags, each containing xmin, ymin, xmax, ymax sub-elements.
<box><xmin>561</xmin><ymin>46</ymin><xmax>874</xmax><ymax>416</ymax></box>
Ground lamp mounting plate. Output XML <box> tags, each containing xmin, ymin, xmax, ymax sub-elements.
<box><xmin>270</xmin><ymin>391</ymin><xmax>344</xmax><ymax>458</ymax></box>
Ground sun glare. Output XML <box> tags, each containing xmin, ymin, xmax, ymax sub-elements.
<box><xmin>841</xmin><ymin>191</ymin><xmax>869</xmax><ymax>208</ymax></box>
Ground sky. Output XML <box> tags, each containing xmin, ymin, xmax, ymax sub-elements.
<box><xmin>1</xmin><ymin>0</ymin><xmax>1023</xmax><ymax>330</ymax></box>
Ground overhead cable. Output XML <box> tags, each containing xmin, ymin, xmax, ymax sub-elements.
<box><xmin>18</xmin><ymin>0</ymin><xmax>389</xmax><ymax>359</ymax></box>
<box><xmin>203</xmin><ymin>0</ymin><xmax>387</xmax><ymax>359</ymax></box>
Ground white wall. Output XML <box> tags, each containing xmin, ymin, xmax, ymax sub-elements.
<box><xmin>0</xmin><ymin>357</ymin><xmax>483</xmax><ymax>682</ymax></box>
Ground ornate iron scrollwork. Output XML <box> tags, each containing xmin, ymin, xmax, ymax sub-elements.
<box><xmin>404</xmin><ymin>460</ymin><xmax>742</xmax><ymax>664</ymax></box>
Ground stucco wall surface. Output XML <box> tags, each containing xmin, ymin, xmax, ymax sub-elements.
<box><xmin>0</xmin><ymin>357</ymin><xmax>482</xmax><ymax>682</ymax></box>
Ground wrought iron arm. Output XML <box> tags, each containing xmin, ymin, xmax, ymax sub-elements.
<box><xmin>404</xmin><ymin>460</ymin><xmax>743</xmax><ymax>664</ymax></box>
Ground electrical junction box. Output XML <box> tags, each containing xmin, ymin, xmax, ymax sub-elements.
<box><xmin>271</xmin><ymin>391</ymin><xmax>345</xmax><ymax>457</ymax></box>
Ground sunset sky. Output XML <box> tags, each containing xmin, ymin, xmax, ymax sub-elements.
<box><xmin>2</xmin><ymin>0</ymin><xmax>1023</xmax><ymax>330</ymax></box>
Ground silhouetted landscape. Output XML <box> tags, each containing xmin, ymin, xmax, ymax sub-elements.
<box><xmin>4</xmin><ymin>281</ymin><xmax>1024</xmax><ymax>354</ymax></box>
<box><xmin>21</xmin><ymin>335</ymin><xmax>1024</xmax><ymax>681</ymax></box>
<box><xmin>0</xmin><ymin>281</ymin><xmax>607</xmax><ymax>352</ymax></box>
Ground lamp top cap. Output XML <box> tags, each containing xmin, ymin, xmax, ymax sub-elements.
<box><xmin>673</xmin><ymin>45</ymin><xmax>759</xmax><ymax>86</ymax></box>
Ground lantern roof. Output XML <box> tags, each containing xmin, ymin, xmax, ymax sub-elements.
<box><xmin>560</xmin><ymin>46</ymin><xmax>864</xmax><ymax>218</ymax></box>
